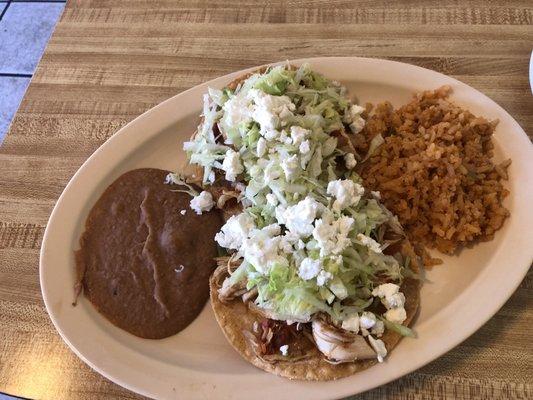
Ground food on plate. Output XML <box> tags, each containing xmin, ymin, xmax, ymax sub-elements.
<box><xmin>183</xmin><ymin>64</ymin><xmax>421</xmax><ymax>379</ymax></box>
<box><xmin>70</xmin><ymin>59</ymin><xmax>511</xmax><ymax>378</ymax></box>
<box><xmin>354</xmin><ymin>86</ymin><xmax>511</xmax><ymax>264</ymax></box>
<box><xmin>74</xmin><ymin>168</ymin><xmax>223</xmax><ymax>339</ymax></box>
<box><xmin>210</xmin><ymin>246</ymin><xmax>419</xmax><ymax>380</ymax></box>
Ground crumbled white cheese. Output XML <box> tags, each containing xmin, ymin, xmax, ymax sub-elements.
<box><xmin>351</xmin><ymin>104</ymin><xmax>366</xmax><ymax>114</ymax></box>
<box><xmin>330</xmin><ymin>255</ymin><xmax>343</xmax><ymax>265</ymax></box>
<box><xmin>221</xmin><ymin>92</ymin><xmax>252</xmax><ymax>133</ymax></box>
<box><xmin>312</xmin><ymin>214</ymin><xmax>354</xmax><ymax>256</ymax></box>
<box><xmin>372</xmin><ymin>283</ymin><xmax>399</xmax><ymax>299</ymax></box>
<box><xmin>249</xmin><ymin>89</ymin><xmax>295</xmax><ymax>134</ymax></box>
<box><xmin>221</xmin><ymin>149</ymin><xmax>244</xmax><ymax>182</ymax></box>
<box><xmin>251</xmin><ymin>96</ymin><xmax>277</xmax><ymax>131</ymax></box>
<box><xmin>326</xmin><ymin>179</ymin><xmax>365</xmax><ymax>212</ymax></box>
<box><xmin>341</xmin><ymin>314</ymin><xmax>360</xmax><ymax>333</ymax></box>
<box><xmin>279</xmin><ymin>232</ymin><xmax>298</xmax><ymax>253</ymax></box>
<box><xmin>281</xmin><ymin>154</ymin><xmax>300</xmax><ymax>181</ymax></box>
<box><xmin>299</xmin><ymin>142</ymin><xmax>314</xmax><ymax>168</ymax></box>
<box><xmin>281</xmin><ymin>240</ymin><xmax>293</xmax><ymax>254</ymax></box>
<box><xmin>360</xmin><ymin>311</ymin><xmax>377</xmax><ymax>330</ymax></box>
<box><xmin>242</xmin><ymin>224</ymin><xmax>286</xmax><ymax>275</ymax></box>
<box><xmin>214</xmin><ymin>212</ymin><xmax>255</xmax><ymax>250</ymax></box>
<box><xmin>356</xmin><ymin>233</ymin><xmax>382</xmax><ymax>253</ymax></box>
<box><xmin>372</xmin><ymin>283</ymin><xmax>405</xmax><ymax>309</ymax></box>
<box><xmin>298</xmin><ymin>257</ymin><xmax>322</xmax><ymax>280</ymax></box>
<box><xmin>384</xmin><ymin>307</ymin><xmax>407</xmax><ymax>324</ymax></box>
<box><xmin>279</xmin><ymin>130</ymin><xmax>292</xmax><ymax>145</ymax></box>
<box><xmin>221</xmin><ymin>87</ymin><xmax>298</xmax><ymax>144</ymax></box>
<box><xmin>180</xmin><ymin>209</ymin><xmax>186</xmax><ymax>215</ymax></box>
<box><xmin>299</xmin><ymin>140</ymin><xmax>311</xmax><ymax>154</ymax></box>
<box><xmin>350</xmin><ymin>116</ymin><xmax>366</xmax><ymax>134</ymax></box>
<box><xmin>345</xmin><ymin>104</ymin><xmax>366</xmax><ymax>134</ymax></box>
<box><xmin>371</xmin><ymin>320</ymin><xmax>385</xmax><ymax>337</ymax></box>
<box><xmin>368</xmin><ymin>335</ymin><xmax>387</xmax><ymax>363</ymax></box>
<box><xmin>279</xmin><ymin>107</ymin><xmax>293</xmax><ymax>122</ymax></box>
<box><xmin>344</xmin><ymin>153</ymin><xmax>357</xmax><ymax>169</ymax></box>
<box><xmin>266</xmin><ymin>193</ymin><xmax>279</xmax><ymax>206</ymax></box>
<box><xmin>371</xmin><ymin>190</ymin><xmax>381</xmax><ymax>200</ymax></box>
<box><xmin>282</xmin><ymin>196</ymin><xmax>321</xmax><ymax>237</ymax></box>
<box><xmin>264</xmin><ymin>129</ymin><xmax>280</xmax><ymax>141</ymax></box>
<box><xmin>274</xmin><ymin>205</ymin><xmax>286</xmax><ymax>225</ymax></box>
<box><xmin>316</xmin><ymin>270</ymin><xmax>333</xmax><ymax>286</ymax></box>
<box><xmin>207</xmin><ymin>170</ymin><xmax>215</xmax><ymax>184</ymax></box>
<box><xmin>290</xmin><ymin>126</ymin><xmax>310</xmax><ymax>146</ymax></box>
<box><xmin>256</xmin><ymin>137</ymin><xmax>267</xmax><ymax>157</ymax></box>
<box><xmin>190</xmin><ymin>191</ymin><xmax>214</xmax><ymax>215</ymax></box>
<box><xmin>279</xmin><ymin>344</ymin><xmax>289</xmax><ymax>356</ymax></box>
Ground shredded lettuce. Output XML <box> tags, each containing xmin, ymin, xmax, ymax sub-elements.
<box><xmin>363</xmin><ymin>133</ymin><xmax>385</xmax><ymax>161</ymax></box>
<box><xmin>254</xmin><ymin>66</ymin><xmax>294</xmax><ymax>95</ymax></box>
<box><xmin>165</xmin><ymin>173</ymin><xmax>199</xmax><ymax>196</ymax></box>
<box><xmin>184</xmin><ymin>63</ymin><xmax>412</xmax><ymax>334</ymax></box>
<box><xmin>380</xmin><ymin>317</ymin><xmax>417</xmax><ymax>338</ymax></box>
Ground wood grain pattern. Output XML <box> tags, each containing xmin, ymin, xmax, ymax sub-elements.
<box><xmin>0</xmin><ymin>1</ymin><xmax>531</xmax><ymax>399</ymax></box>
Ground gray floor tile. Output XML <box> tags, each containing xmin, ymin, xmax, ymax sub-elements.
<box><xmin>0</xmin><ymin>76</ymin><xmax>30</xmax><ymax>143</ymax></box>
<box><xmin>0</xmin><ymin>3</ymin><xmax>7</xmax><ymax>18</ymax></box>
<box><xmin>0</xmin><ymin>394</ymin><xmax>19</xmax><ymax>400</ymax></box>
<box><xmin>0</xmin><ymin>2</ymin><xmax>65</xmax><ymax>74</ymax></box>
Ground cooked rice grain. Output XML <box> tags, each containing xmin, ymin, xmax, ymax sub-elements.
<box><xmin>356</xmin><ymin>86</ymin><xmax>510</xmax><ymax>264</ymax></box>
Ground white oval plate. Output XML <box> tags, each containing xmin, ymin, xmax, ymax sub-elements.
<box><xmin>40</xmin><ymin>57</ymin><xmax>533</xmax><ymax>400</ymax></box>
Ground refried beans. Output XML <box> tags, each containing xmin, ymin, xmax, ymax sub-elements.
<box><xmin>74</xmin><ymin>168</ymin><xmax>223</xmax><ymax>339</ymax></box>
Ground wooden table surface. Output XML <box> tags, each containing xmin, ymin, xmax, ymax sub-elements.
<box><xmin>0</xmin><ymin>1</ymin><xmax>532</xmax><ymax>399</ymax></box>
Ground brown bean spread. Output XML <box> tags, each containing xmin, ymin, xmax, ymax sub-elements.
<box><xmin>74</xmin><ymin>168</ymin><xmax>222</xmax><ymax>339</ymax></box>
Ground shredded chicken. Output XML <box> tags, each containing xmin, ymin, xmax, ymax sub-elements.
<box><xmin>311</xmin><ymin>318</ymin><xmax>376</xmax><ymax>363</ymax></box>
<box><xmin>243</xmin><ymin>319</ymin><xmax>312</xmax><ymax>364</ymax></box>
<box><xmin>242</xmin><ymin>287</ymin><xmax>258</xmax><ymax>303</ymax></box>
<box><xmin>217</xmin><ymin>190</ymin><xmax>240</xmax><ymax>209</ymax></box>
<box><xmin>212</xmin><ymin>261</ymin><xmax>248</xmax><ymax>303</ymax></box>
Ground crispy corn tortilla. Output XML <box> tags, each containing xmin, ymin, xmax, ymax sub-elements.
<box><xmin>210</xmin><ymin>241</ymin><xmax>420</xmax><ymax>381</ymax></box>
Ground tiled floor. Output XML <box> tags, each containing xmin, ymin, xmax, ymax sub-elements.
<box><xmin>0</xmin><ymin>394</ymin><xmax>25</xmax><ymax>400</ymax></box>
<box><xmin>0</xmin><ymin>0</ymin><xmax>65</xmax><ymax>144</ymax></box>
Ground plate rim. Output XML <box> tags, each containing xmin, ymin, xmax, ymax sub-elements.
<box><xmin>40</xmin><ymin>56</ymin><xmax>533</xmax><ymax>400</ymax></box>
